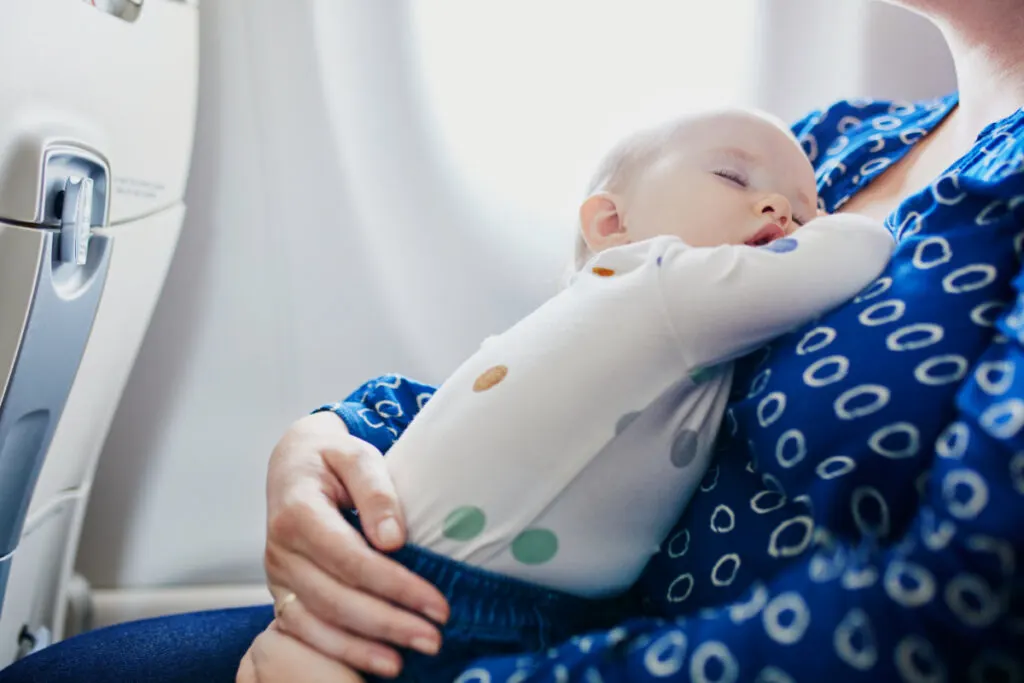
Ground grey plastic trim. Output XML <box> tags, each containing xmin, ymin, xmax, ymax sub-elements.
<box><xmin>0</xmin><ymin>231</ymin><xmax>111</xmax><ymax>563</ymax></box>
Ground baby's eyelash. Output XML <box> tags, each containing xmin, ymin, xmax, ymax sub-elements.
<box><xmin>713</xmin><ymin>169</ymin><xmax>748</xmax><ymax>187</ymax></box>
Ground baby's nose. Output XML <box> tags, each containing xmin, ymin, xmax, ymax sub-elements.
<box><xmin>755</xmin><ymin>194</ymin><xmax>793</xmax><ymax>226</ymax></box>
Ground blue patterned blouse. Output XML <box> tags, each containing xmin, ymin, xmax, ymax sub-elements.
<box><xmin>320</xmin><ymin>92</ymin><xmax>1024</xmax><ymax>682</ymax></box>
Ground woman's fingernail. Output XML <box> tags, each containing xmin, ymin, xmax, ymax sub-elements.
<box><xmin>371</xmin><ymin>656</ymin><xmax>399</xmax><ymax>678</ymax></box>
<box><xmin>424</xmin><ymin>606</ymin><xmax>448</xmax><ymax>624</ymax></box>
<box><xmin>377</xmin><ymin>517</ymin><xmax>401</xmax><ymax>547</ymax></box>
<box><xmin>410</xmin><ymin>636</ymin><xmax>441</xmax><ymax>655</ymax></box>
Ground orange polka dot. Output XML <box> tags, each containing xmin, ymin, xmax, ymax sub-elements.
<box><xmin>473</xmin><ymin>365</ymin><xmax>508</xmax><ymax>392</ymax></box>
<box><xmin>592</xmin><ymin>267</ymin><xmax>616</xmax><ymax>277</ymax></box>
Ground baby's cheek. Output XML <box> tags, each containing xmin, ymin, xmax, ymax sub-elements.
<box><xmin>704</xmin><ymin>192</ymin><xmax>750</xmax><ymax>242</ymax></box>
<box><xmin>692</xmin><ymin>210</ymin><xmax>748</xmax><ymax>247</ymax></box>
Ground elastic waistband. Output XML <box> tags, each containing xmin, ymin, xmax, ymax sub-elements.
<box><xmin>343</xmin><ymin>510</ymin><xmax>630</xmax><ymax>640</ymax></box>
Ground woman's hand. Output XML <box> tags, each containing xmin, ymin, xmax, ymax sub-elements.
<box><xmin>263</xmin><ymin>411</ymin><xmax>449</xmax><ymax>677</ymax></box>
<box><xmin>238</xmin><ymin>622</ymin><xmax>367</xmax><ymax>683</ymax></box>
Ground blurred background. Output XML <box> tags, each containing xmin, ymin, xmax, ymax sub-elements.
<box><xmin>0</xmin><ymin>0</ymin><xmax>959</xmax><ymax>649</ymax></box>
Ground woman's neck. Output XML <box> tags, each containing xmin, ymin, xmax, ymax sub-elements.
<box><xmin>931</xmin><ymin>3</ymin><xmax>1024</xmax><ymax>139</ymax></box>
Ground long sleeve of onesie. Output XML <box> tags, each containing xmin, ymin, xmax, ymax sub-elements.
<box><xmin>648</xmin><ymin>214</ymin><xmax>897</xmax><ymax>370</ymax></box>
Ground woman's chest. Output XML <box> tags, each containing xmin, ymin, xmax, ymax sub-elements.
<box><xmin>838</xmin><ymin>114</ymin><xmax>965</xmax><ymax>222</ymax></box>
<box><xmin>729</xmin><ymin>199</ymin><xmax>1022</xmax><ymax>538</ymax></box>
<box><xmin>636</xmin><ymin>173</ymin><xmax>1024</xmax><ymax>619</ymax></box>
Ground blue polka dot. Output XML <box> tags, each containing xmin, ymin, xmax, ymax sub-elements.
<box><xmin>761</xmin><ymin>238</ymin><xmax>798</xmax><ymax>253</ymax></box>
<box><xmin>657</xmin><ymin>256</ymin><xmax>663</xmax><ymax>266</ymax></box>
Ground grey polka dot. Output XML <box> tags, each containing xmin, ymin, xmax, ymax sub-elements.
<box><xmin>672</xmin><ymin>430</ymin><xmax>700</xmax><ymax>468</ymax></box>
<box><xmin>690</xmin><ymin>366</ymin><xmax>715</xmax><ymax>384</ymax></box>
<box><xmin>616</xmin><ymin>411</ymin><xmax>641</xmax><ymax>435</ymax></box>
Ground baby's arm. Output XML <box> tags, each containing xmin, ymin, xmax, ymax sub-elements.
<box><xmin>658</xmin><ymin>214</ymin><xmax>895</xmax><ymax>369</ymax></box>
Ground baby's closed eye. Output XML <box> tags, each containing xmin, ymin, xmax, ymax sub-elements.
<box><xmin>712</xmin><ymin>169</ymin><xmax>749</xmax><ymax>187</ymax></box>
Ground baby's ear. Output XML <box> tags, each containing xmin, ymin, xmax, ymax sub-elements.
<box><xmin>579</xmin><ymin>193</ymin><xmax>629</xmax><ymax>251</ymax></box>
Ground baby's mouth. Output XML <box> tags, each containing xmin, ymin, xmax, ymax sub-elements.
<box><xmin>745</xmin><ymin>223</ymin><xmax>786</xmax><ymax>247</ymax></box>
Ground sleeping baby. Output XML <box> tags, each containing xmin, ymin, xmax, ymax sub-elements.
<box><xmin>344</xmin><ymin>107</ymin><xmax>895</xmax><ymax>681</ymax></box>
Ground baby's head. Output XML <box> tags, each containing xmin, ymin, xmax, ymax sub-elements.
<box><xmin>575</xmin><ymin>107</ymin><xmax>819</xmax><ymax>268</ymax></box>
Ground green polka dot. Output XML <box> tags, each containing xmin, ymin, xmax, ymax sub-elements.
<box><xmin>511</xmin><ymin>528</ymin><xmax>558</xmax><ymax>564</ymax></box>
<box><xmin>690</xmin><ymin>366</ymin><xmax>715</xmax><ymax>384</ymax></box>
<box><xmin>443</xmin><ymin>506</ymin><xmax>486</xmax><ymax>541</ymax></box>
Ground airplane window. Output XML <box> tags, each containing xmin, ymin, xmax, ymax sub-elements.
<box><xmin>408</xmin><ymin>2</ymin><xmax>757</xmax><ymax>223</ymax></box>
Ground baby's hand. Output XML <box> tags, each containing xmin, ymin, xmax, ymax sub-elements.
<box><xmin>817</xmin><ymin>208</ymin><xmax>829</xmax><ymax>217</ymax></box>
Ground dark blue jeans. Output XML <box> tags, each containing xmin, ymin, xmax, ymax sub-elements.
<box><xmin>0</xmin><ymin>605</ymin><xmax>273</xmax><ymax>683</ymax></box>
<box><xmin>340</xmin><ymin>512</ymin><xmax>630</xmax><ymax>683</ymax></box>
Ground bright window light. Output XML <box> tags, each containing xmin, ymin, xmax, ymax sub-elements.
<box><xmin>408</xmin><ymin>2</ymin><xmax>758</xmax><ymax>221</ymax></box>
